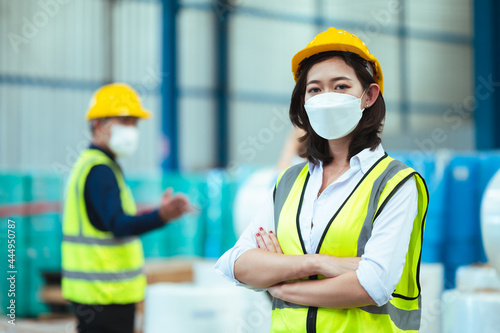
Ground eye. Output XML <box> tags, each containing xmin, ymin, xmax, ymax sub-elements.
<box><xmin>307</xmin><ymin>87</ymin><xmax>321</xmax><ymax>94</ymax></box>
<box><xmin>335</xmin><ymin>84</ymin><xmax>350</xmax><ymax>91</ymax></box>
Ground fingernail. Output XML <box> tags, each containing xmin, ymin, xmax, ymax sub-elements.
<box><xmin>259</xmin><ymin>227</ymin><xmax>264</xmax><ymax>231</ymax></box>
<box><xmin>269</xmin><ymin>230</ymin><xmax>273</xmax><ymax>234</ymax></box>
<box><xmin>256</xmin><ymin>233</ymin><xmax>260</xmax><ymax>237</ymax></box>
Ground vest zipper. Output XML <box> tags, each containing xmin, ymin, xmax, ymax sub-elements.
<box><xmin>306</xmin><ymin>306</ymin><xmax>318</xmax><ymax>333</ymax></box>
<box><xmin>306</xmin><ymin>275</ymin><xmax>318</xmax><ymax>333</ymax></box>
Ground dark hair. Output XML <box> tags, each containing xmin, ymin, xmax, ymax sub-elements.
<box><xmin>289</xmin><ymin>51</ymin><xmax>386</xmax><ymax>166</ymax></box>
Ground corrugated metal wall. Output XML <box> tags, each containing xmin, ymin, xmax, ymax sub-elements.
<box><xmin>0</xmin><ymin>0</ymin><xmax>473</xmax><ymax>172</ymax></box>
<box><xmin>178</xmin><ymin>5</ymin><xmax>217</xmax><ymax>169</ymax></box>
<box><xmin>0</xmin><ymin>0</ymin><xmax>161</xmax><ymax>175</ymax></box>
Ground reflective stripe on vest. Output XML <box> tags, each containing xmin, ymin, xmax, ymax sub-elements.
<box><xmin>62</xmin><ymin>234</ymin><xmax>136</xmax><ymax>246</ymax></box>
<box><xmin>271</xmin><ymin>154</ymin><xmax>429</xmax><ymax>333</ymax></box>
<box><xmin>61</xmin><ymin>149</ymin><xmax>146</xmax><ymax>305</ymax></box>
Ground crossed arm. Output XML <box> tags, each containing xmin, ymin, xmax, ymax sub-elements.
<box><xmin>234</xmin><ymin>229</ymin><xmax>377</xmax><ymax>308</ymax></box>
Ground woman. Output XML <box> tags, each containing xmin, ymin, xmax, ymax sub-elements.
<box><xmin>215</xmin><ymin>27</ymin><xmax>428</xmax><ymax>332</ymax></box>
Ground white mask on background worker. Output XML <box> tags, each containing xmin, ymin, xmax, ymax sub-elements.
<box><xmin>108</xmin><ymin>124</ymin><xmax>139</xmax><ymax>157</ymax></box>
<box><xmin>304</xmin><ymin>90</ymin><xmax>366</xmax><ymax>140</ymax></box>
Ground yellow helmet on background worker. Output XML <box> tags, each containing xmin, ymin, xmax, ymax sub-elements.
<box><xmin>291</xmin><ymin>27</ymin><xmax>384</xmax><ymax>94</ymax></box>
<box><xmin>86</xmin><ymin>83</ymin><xmax>151</xmax><ymax>120</ymax></box>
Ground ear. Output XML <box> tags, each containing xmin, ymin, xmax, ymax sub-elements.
<box><xmin>93</xmin><ymin>118</ymin><xmax>111</xmax><ymax>139</ymax></box>
<box><xmin>363</xmin><ymin>83</ymin><xmax>380</xmax><ymax>108</ymax></box>
<box><xmin>93</xmin><ymin>119</ymin><xmax>103</xmax><ymax>133</ymax></box>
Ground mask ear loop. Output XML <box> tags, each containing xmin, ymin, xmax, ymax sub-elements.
<box><xmin>359</xmin><ymin>89</ymin><xmax>368</xmax><ymax>109</ymax></box>
<box><xmin>360</xmin><ymin>89</ymin><xmax>367</xmax><ymax>100</ymax></box>
<box><xmin>358</xmin><ymin>88</ymin><xmax>372</xmax><ymax>111</ymax></box>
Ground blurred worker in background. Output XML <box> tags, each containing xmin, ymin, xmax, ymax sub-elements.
<box><xmin>216</xmin><ymin>28</ymin><xmax>429</xmax><ymax>332</ymax></box>
<box><xmin>61</xmin><ymin>83</ymin><xmax>193</xmax><ymax>333</ymax></box>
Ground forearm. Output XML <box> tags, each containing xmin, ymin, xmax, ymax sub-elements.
<box><xmin>317</xmin><ymin>255</ymin><xmax>361</xmax><ymax>276</ymax></box>
<box><xmin>234</xmin><ymin>249</ymin><xmax>319</xmax><ymax>288</ymax></box>
<box><xmin>106</xmin><ymin>210</ymin><xmax>163</xmax><ymax>237</ymax></box>
<box><xmin>234</xmin><ymin>250</ymin><xmax>361</xmax><ymax>288</ymax></box>
<box><xmin>271</xmin><ymin>271</ymin><xmax>376</xmax><ymax>308</ymax></box>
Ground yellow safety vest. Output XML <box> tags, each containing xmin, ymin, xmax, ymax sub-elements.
<box><xmin>61</xmin><ymin>149</ymin><xmax>146</xmax><ymax>304</ymax></box>
<box><xmin>271</xmin><ymin>153</ymin><xmax>428</xmax><ymax>332</ymax></box>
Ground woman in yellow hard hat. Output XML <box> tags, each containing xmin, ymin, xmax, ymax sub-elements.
<box><xmin>216</xmin><ymin>28</ymin><xmax>428</xmax><ymax>332</ymax></box>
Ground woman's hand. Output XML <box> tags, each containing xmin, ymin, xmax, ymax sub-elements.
<box><xmin>267</xmin><ymin>283</ymin><xmax>285</xmax><ymax>299</ymax></box>
<box><xmin>255</xmin><ymin>228</ymin><xmax>283</xmax><ymax>254</ymax></box>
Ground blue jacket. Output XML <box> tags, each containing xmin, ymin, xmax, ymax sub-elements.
<box><xmin>84</xmin><ymin>144</ymin><xmax>164</xmax><ymax>237</ymax></box>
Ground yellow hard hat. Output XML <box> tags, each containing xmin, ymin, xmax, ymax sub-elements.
<box><xmin>86</xmin><ymin>83</ymin><xmax>151</xmax><ymax>120</ymax></box>
<box><xmin>291</xmin><ymin>27</ymin><xmax>384</xmax><ymax>94</ymax></box>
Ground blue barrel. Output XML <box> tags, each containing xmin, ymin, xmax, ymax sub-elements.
<box><xmin>162</xmin><ymin>173</ymin><xmax>206</xmax><ymax>258</ymax></box>
<box><xmin>220</xmin><ymin>178</ymin><xmax>238</xmax><ymax>254</ymax></box>
<box><xmin>443</xmin><ymin>154</ymin><xmax>482</xmax><ymax>273</ymax></box>
<box><xmin>406</xmin><ymin>153</ymin><xmax>446</xmax><ymax>263</ymax></box>
<box><xmin>444</xmin><ymin>264</ymin><xmax>461</xmax><ymax>289</ymax></box>
<box><xmin>388</xmin><ymin>151</ymin><xmax>446</xmax><ymax>263</ymax></box>
<box><xmin>422</xmin><ymin>171</ymin><xmax>447</xmax><ymax>263</ymax></box>
<box><xmin>204</xmin><ymin>169</ymin><xmax>238</xmax><ymax>258</ymax></box>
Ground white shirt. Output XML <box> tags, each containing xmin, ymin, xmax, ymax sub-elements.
<box><xmin>215</xmin><ymin>144</ymin><xmax>418</xmax><ymax>306</ymax></box>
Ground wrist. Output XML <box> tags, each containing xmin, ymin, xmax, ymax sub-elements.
<box><xmin>312</xmin><ymin>254</ymin><xmax>326</xmax><ymax>276</ymax></box>
<box><xmin>157</xmin><ymin>209</ymin><xmax>169</xmax><ymax>223</ymax></box>
<box><xmin>279</xmin><ymin>282</ymin><xmax>296</xmax><ymax>301</ymax></box>
<box><xmin>302</xmin><ymin>254</ymin><xmax>322</xmax><ymax>277</ymax></box>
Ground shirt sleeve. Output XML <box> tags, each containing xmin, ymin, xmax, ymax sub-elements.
<box><xmin>214</xmin><ymin>187</ymin><xmax>275</xmax><ymax>286</ymax></box>
<box><xmin>84</xmin><ymin>164</ymin><xmax>164</xmax><ymax>237</ymax></box>
<box><xmin>355</xmin><ymin>177</ymin><xmax>418</xmax><ymax>306</ymax></box>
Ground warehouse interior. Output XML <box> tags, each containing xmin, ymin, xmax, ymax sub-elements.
<box><xmin>1</xmin><ymin>0</ymin><xmax>500</xmax><ymax>332</ymax></box>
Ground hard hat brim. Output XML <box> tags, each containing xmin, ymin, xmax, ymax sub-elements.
<box><xmin>86</xmin><ymin>108</ymin><xmax>151</xmax><ymax>121</ymax></box>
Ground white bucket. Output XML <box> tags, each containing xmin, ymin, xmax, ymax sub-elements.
<box><xmin>442</xmin><ymin>290</ymin><xmax>500</xmax><ymax>333</ymax></box>
<box><xmin>419</xmin><ymin>263</ymin><xmax>444</xmax><ymax>333</ymax></box>
<box><xmin>456</xmin><ymin>265</ymin><xmax>500</xmax><ymax>292</ymax></box>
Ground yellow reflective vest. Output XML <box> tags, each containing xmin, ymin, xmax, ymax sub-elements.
<box><xmin>271</xmin><ymin>154</ymin><xmax>428</xmax><ymax>332</ymax></box>
<box><xmin>61</xmin><ymin>149</ymin><xmax>146</xmax><ymax>304</ymax></box>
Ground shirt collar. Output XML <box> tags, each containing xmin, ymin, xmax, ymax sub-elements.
<box><xmin>89</xmin><ymin>143</ymin><xmax>116</xmax><ymax>162</ymax></box>
<box><xmin>308</xmin><ymin>144</ymin><xmax>386</xmax><ymax>175</ymax></box>
<box><xmin>351</xmin><ymin>144</ymin><xmax>386</xmax><ymax>174</ymax></box>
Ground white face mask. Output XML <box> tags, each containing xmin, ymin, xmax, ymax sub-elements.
<box><xmin>304</xmin><ymin>91</ymin><xmax>366</xmax><ymax>140</ymax></box>
<box><xmin>108</xmin><ymin>124</ymin><xmax>139</xmax><ymax>157</ymax></box>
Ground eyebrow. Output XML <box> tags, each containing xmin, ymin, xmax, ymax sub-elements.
<box><xmin>306</xmin><ymin>76</ymin><xmax>352</xmax><ymax>86</ymax></box>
